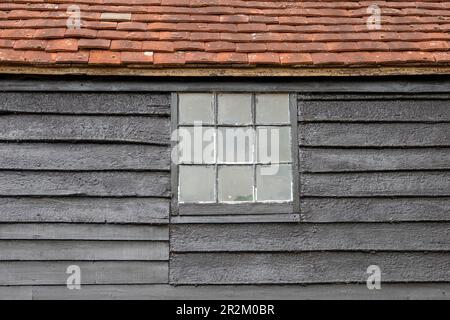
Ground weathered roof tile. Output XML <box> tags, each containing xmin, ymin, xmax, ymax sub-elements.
<box><xmin>79</xmin><ymin>38</ymin><xmax>111</xmax><ymax>49</ymax></box>
<box><xmin>89</xmin><ymin>50</ymin><xmax>121</xmax><ymax>64</ymax></box>
<box><xmin>46</xmin><ymin>39</ymin><xmax>79</xmax><ymax>52</ymax></box>
<box><xmin>0</xmin><ymin>0</ymin><xmax>448</xmax><ymax>68</ymax></box>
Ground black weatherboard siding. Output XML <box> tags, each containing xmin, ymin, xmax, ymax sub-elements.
<box><xmin>0</xmin><ymin>90</ymin><xmax>172</xmax><ymax>293</ymax></box>
<box><xmin>170</xmin><ymin>91</ymin><xmax>450</xmax><ymax>285</ymax></box>
<box><xmin>0</xmin><ymin>76</ymin><xmax>449</xmax><ymax>299</ymax></box>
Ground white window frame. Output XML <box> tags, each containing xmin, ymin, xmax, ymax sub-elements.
<box><xmin>171</xmin><ymin>92</ymin><xmax>299</xmax><ymax>216</ymax></box>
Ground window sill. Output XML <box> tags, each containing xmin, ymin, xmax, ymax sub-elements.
<box><xmin>171</xmin><ymin>213</ymin><xmax>300</xmax><ymax>224</ymax></box>
<box><xmin>177</xmin><ymin>202</ymin><xmax>296</xmax><ymax>216</ymax></box>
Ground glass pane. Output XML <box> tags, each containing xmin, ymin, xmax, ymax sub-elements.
<box><xmin>256</xmin><ymin>94</ymin><xmax>290</xmax><ymax>124</ymax></box>
<box><xmin>217</xmin><ymin>127</ymin><xmax>254</xmax><ymax>163</ymax></box>
<box><xmin>218</xmin><ymin>166</ymin><xmax>253</xmax><ymax>202</ymax></box>
<box><xmin>179</xmin><ymin>93</ymin><xmax>214</xmax><ymax>125</ymax></box>
<box><xmin>218</xmin><ymin>93</ymin><xmax>252</xmax><ymax>125</ymax></box>
<box><xmin>178</xmin><ymin>126</ymin><xmax>215</xmax><ymax>164</ymax></box>
<box><xmin>179</xmin><ymin>165</ymin><xmax>215</xmax><ymax>202</ymax></box>
<box><xmin>256</xmin><ymin>164</ymin><xmax>292</xmax><ymax>201</ymax></box>
<box><xmin>257</xmin><ymin>126</ymin><xmax>291</xmax><ymax>163</ymax></box>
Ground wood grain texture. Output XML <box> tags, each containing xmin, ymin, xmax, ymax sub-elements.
<box><xmin>179</xmin><ymin>202</ymin><xmax>294</xmax><ymax>216</ymax></box>
<box><xmin>0</xmin><ymin>81</ymin><xmax>448</xmax><ymax>291</ymax></box>
<box><xmin>300</xmin><ymin>172</ymin><xmax>450</xmax><ymax>197</ymax></box>
<box><xmin>10</xmin><ymin>66</ymin><xmax>450</xmax><ymax>78</ymax></box>
<box><xmin>0</xmin><ymin>92</ymin><xmax>170</xmax><ymax>115</ymax></box>
<box><xmin>0</xmin><ymin>224</ymin><xmax>168</xmax><ymax>241</ymax></box>
<box><xmin>171</xmin><ymin>223</ymin><xmax>450</xmax><ymax>252</ymax></box>
<box><xmin>0</xmin><ymin>171</ymin><xmax>170</xmax><ymax>197</ymax></box>
<box><xmin>172</xmin><ymin>214</ymin><xmax>300</xmax><ymax>224</ymax></box>
<box><xmin>300</xmin><ymin>197</ymin><xmax>450</xmax><ymax>222</ymax></box>
<box><xmin>22</xmin><ymin>283</ymin><xmax>450</xmax><ymax>300</ymax></box>
<box><xmin>299</xmin><ymin>148</ymin><xmax>450</xmax><ymax>172</ymax></box>
<box><xmin>0</xmin><ymin>286</ymin><xmax>32</xmax><ymax>300</ymax></box>
<box><xmin>1</xmin><ymin>77</ymin><xmax>450</xmax><ymax>93</ymax></box>
<box><xmin>299</xmin><ymin>123</ymin><xmax>450</xmax><ymax>147</ymax></box>
<box><xmin>0</xmin><ymin>143</ymin><xmax>170</xmax><ymax>171</ymax></box>
<box><xmin>170</xmin><ymin>252</ymin><xmax>450</xmax><ymax>284</ymax></box>
<box><xmin>0</xmin><ymin>240</ymin><xmax>168</xmax><ymax>261</ymax></box>
<box><xmin>0</xmin><ymin>261</ymin><xmax>168</xmax><ymax>285</ymax></box>
<box><xmin>298</xmin><ymin>98</ymin><xmax>450</xmax><ymax>122</ymax></box>
<box><xmin>0</xmin><ymin>197</ymin><xmax>169</xmax><ymax>224</ymax></box>
<box><xmin>0</xmin><ymin>115</ymin><xmax>170</xmax><ymax>144</ymax></box>
<box><xmin>298</xmin><ymin>94</ymin><xmax>450</xmax><ymax>101</ymax></box>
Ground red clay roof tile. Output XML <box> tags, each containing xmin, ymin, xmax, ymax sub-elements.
<box><xmin>121</xmin><ymin>50</ymin><xmax>154</xmax><ymax>64</ymax></box>
<box><xmin>89</xmin><ymin>50</ymin><xmax>121</xmax><ymax>64</ymax></box>
<box><xmin>46</xmin><ymin>39</ymin><xmax>79</xmax><ymax>52</ymax></box>
<box><xmin>0</xmin><ymin>0</ymin><xmax>448</xmax><ymax>69</ymax></box>
<box><xmin>78</xmin><ymin>38</ymin><xmax>111</xmax><ymax>49</ymax></box>
<box><xmin>52</xmin><ymin>51</ymin><xmax>90</xmax><ymax>64</ymax></box>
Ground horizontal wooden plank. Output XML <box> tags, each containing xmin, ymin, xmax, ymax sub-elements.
<box><xmin>299</xmin><ymin>148</ymin><xmax>450</xmax><ymax>172</ymax></box>
<box><xmin>300</xmin><ymin>197</ymin><xmax>450</xmax><ymax>222</ymax></box>
<box><xmin>0</xmin><ymin>286</ymin><xmax>32</xmax><ymax>300</ymax></box>
<box><xmin>0</xmin><ymin>92</ymin><xmax>170</xmax><ymax>115</ymax></box>
<box><xmin>0</xmin><ymin>240</ymin><xmax>168</xmax><ymax>261</ymax></box>
<box><xmin>179</xmin><ymin>203</ymin><xmax>294</xmax><ymax>216</ymax></box>
<box><xmin>0</xmin><ymin>171</ymin><xmax>170</xmax><ymax>197</ymax></box>
<box><xmin>22</xmin><ymin>283</ymin><xmax>450</xmax><ymax>300</ymax></box>
<box><xmin>300</xmin><ymin>172</ymin><xmax>450</xmax><ymax>197</ymax></box>
<box><xmin>0</xmin><ymin>143</ymin><xmax>170</xmax><ymax>171</ymax></box>
<box><xmin>171</xmin><ymin>223</ymin><xmax>450</xmax><ymax>252</ymax></box>
<box><xmin>298</xmin><ymin>99</ymin><xmax>450</xmax><ymax>122</ymax></box>
<box><xmin>0</xmin><ymin>224</ymin><xmax>168</xmax><ymax>241</ymax></box>
<box><xmin>171</xmin><ymin>252</ymin><xmax>450</xmax><ymax>284</ymax></box>
<box><xmin>298</xmin><ymin>94</ymin><xmax>450</xmax><ymax>101</ymax></box>
<box><xmin>172</xmin><ymin>214</ymin><xmax>300</xmax><ymax>224</ymax></box>
<box><xmin>0</xmin><ymin>115</ymin><xmax>170</xmax><ymax>144</ymax></box>
<box><xmin>0</xmin><ymin>261</ymin><xmax>168</xmax><ymax>285</ymax></box>
<box><xmin>299</xmin><ymin>123</ymin><xmax>450</xmax><ymax>147</ymax></box>
<box><xmin>0</xmin><ymin>197</ymin><xmax>169</xmax><ymax>224</ymax></box>
<box><xmin>1</xmin><ymin>77</ymin><xmax>450</xmax><ymax>93</ymax></box>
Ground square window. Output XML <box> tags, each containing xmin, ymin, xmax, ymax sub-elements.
<box><xmin>256</xmin><ymin>94</ymin><xmax>290</xmax><ymax>124</ymax></box>
<box><xmin>179</xmin><ymin>165</ymin><xmax>215</xmax><ymax>203</ymax></box>
<box><xmin>179</xmin><ymin>93</ymin><xmax>214</xmax><ymax>125</ymax></box>
<box><xmin>218</xmin><ymin>166</ymin><xmax>253</xmax><ymax>202</ymax></box>
<box><xmin>257</xmin><ymin>126</ymin><xmax>291</xmax><ymax>163</ymax></box>
<box><xmin>175</xmin><ymin>92</ymin><xmax>297</xmax><ymax>211</ymax></box>
<box><xmin>178</xmin><ymin>126</ymin><xmax>215</xmax><ymax>164</ymax></box>
<box><xmin>217</xmin><ymin>127</ymin><xmax>254</xmax><ymax>163</ymax></box>
<box><xmin>218</xmin><ymin>93</ymin><xmax>252</xmax><ymax>125</ymax></box>
<box><xmin>256</xmin><ymin>164</ymin><xmax>293</xmax><ymax>202</ymax></box>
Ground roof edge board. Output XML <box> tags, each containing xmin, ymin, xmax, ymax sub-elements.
<box><xmin>1</xmin><ymin>66</ymin><xmax>450</xmax><ymax>77</ymax></box>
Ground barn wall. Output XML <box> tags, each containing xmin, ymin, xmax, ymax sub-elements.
<box><xmin>0</xmin><ymin>92</ymin><xmax>172</xmax><ymax>289</ymax></box>
<box><xmin>0</xmin><ymin>78</ymin><xmax>448</xmax><ymax>299</ymax></box>
<box><xmin>170</xmin><ymin>93</ymin><xmax>450</xmax><ymax>285</ymax></box>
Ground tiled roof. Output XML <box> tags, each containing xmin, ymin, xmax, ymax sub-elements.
<box><xmin>0</xmin><ymin>0</ymin><xmax>449</xmax><ymax>70</ymax></box>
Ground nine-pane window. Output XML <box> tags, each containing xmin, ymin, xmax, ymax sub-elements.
<box><xmin>177</xmin><ymin>93</ymin><xmax>293</xmax><ymax>204</ymax></box>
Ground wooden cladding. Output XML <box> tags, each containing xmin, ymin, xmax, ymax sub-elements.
<box><xmin>171</xmin><ymin>92</ymin><xmax>450</xmax><ymax>286</ymax></box>
<box><xmin>0</xmin><ymin>92</ymin><xmax>172</xmax><ymax>290</ymax></box>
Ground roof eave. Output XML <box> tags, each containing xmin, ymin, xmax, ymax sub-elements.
<box><xmin>1</xmin><ymin>65</ymin><xmax>450</xmax><ymax>77</ymax></box>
